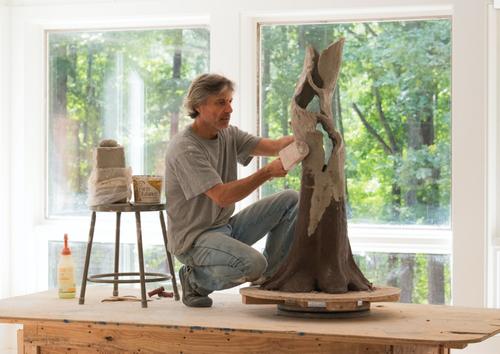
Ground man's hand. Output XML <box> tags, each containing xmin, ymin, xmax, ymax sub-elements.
<box><xmin>264</xmin><ymin>158</ymin><xmax>288</xmax><ymax>178</ymax></box>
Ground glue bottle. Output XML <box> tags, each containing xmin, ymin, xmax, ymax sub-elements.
<box><xmin>58</xmin><ymin>233</ymin><xmax>76</xmax><ymax>299</ymax></box>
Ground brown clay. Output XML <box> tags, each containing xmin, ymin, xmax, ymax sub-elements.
<box><xmin>263</xmin><ymin>39</ymin><xmax>372</xmax><ymax>293</ymax></box>
<box><xmin>148</xmin><ymin>286</ymin><xmax>165</xmax><ymax>297</ymax></box>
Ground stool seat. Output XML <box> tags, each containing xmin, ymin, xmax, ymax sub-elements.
<box><xmin>90</xmin><ymin>203</ymin><xmax>166</xmax><ymax>212</ymax></box>
<box><xmin>79</xmin><ymin>202</ymin><xmax>180</xmax><ymax>308</ymax></box>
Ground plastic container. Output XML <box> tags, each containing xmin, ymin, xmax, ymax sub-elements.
<box><xmin>132</xmin><ymin>175</ymin><xmax>163</xmax><ymax>203</ymax></box>
<box><xmin>58</xmin><ymin>233</ymin><xmax>76</xmax><ymax>299</ymax></box>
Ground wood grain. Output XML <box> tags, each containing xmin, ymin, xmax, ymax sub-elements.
<box><xmin>89</xmin><ymin>203</ymin><xmax>165</xmax><ymax>212</ymax></box>
<box><xmin>22</xmin><ymin>322</ymin><xmax>449</xmax><ymax>354</ymax></box>
<box><xmin>1</xmin><ymin>287</ymin><xmax>500</xmax><ymax>351</ymax></box>
<box><xmin>241</xmin><ymin>285</ymin><xmax>400</xmax><ymax>303</ymax></box>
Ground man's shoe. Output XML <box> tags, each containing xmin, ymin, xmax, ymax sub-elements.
<box><xmin>179</xmin><ymin>266</ymin><xmax>213</xmax><ymax>308</ymax></box>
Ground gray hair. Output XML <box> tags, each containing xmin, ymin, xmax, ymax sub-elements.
<box><xmin>184</xmin><ymin>74</ymin><xmax>235</xmax><ymax>119</ymax></box>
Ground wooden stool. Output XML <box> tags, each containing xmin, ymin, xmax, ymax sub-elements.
<box><xmin>78</xmin><ymin>203</ymin><xmax>180</xmax><ymax>308</ymax></box>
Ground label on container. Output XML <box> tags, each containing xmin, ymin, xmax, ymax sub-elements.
<box><xmin>133</xmin><ymin>175</ymin><xmax>162</xmax><ymax>203</ymax></box>
<box><xmin>58</xmin><ymin>266</ymin><xmax>76</xmax><ymax>294</ymax></box>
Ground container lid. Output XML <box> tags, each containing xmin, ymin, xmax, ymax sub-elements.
<box><xmin>61</xmin><ymin>233</ymin><xmax>71</xmax><ymax>255</ymax></box>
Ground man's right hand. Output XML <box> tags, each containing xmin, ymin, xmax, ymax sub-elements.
<box><xmin>265</xmin><ymin>158</ymin><xmax>288</xmax><ymax>178</ymax></box>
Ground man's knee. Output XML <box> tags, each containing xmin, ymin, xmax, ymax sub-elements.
<box><xmin>279</xmin><ymin>190</ymin><xmax>299</xmax><ymax>220</ymax></box>
<box><xmin>280</xmin><ymin>189</ymin><xmax>299</xmax><ymax>206</ymax></box>
<box><xmin>242</xmin><ymin>252</ymin><xmax>267</xmax><ymax>282</ymax></box>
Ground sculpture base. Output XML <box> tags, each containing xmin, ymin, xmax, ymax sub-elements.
<box><xmin>240</xmin><ymin>285</ymin><xmax>400</xmax><ymax>319</ymax></box>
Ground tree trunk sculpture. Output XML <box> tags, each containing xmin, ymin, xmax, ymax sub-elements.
<box><xmin>262</xmin><ymin>39</ymin><xmax>372</xmax><ymax>293</ymax></box>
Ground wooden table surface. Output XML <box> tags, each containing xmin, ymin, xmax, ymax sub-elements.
<box><xmin>1</xmin><ymin>287</ymin><xmax>500</xmax><ymax>353</ymax></box>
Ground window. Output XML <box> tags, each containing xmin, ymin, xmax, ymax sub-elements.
<box><xmin>354</xmin><ymin>252</ymin><xmax>451</xmax><ymax>304</ymax></box>
<box><xmin>45</xmin><ymin>26</ymin><xmax>209</xmax><ymax>290</ymax></box>
<box><xmin>47</xmin><ymin>27</ymin><xmax>210</xmax><ymax>217</ymax></box>
<box><xmin>259</xmin><ymin>19</ymin><xmax>451</xmax><ymax>303</ymax></box>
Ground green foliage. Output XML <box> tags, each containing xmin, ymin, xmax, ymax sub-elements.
<box><xmin>260</xmin><ymin>19</ymin><xmax>451</xmax><ymax>226</ymax></box>
<box><xmin>353</xmin><ymin>252</ymin><xmax>451</xmax><ymax>304</ymax></box>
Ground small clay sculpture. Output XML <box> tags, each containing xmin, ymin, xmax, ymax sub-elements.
<box><xmin>87</xmin><ymin>139</ymin><xmax>132</xmax><ymax>206</ymax></box>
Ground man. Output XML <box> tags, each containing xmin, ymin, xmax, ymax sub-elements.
<box><xmin>165</xmin><ymin>73</ymin><xmax>298</xmax><ymax>307</ymax></box>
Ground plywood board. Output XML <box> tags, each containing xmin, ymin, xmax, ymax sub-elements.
<box><xmin>241</xmin><ymin>285</ymin><xmax>400</xmax><ymax>303</ymax></box>
<box><xmin>1</xmin><ymin>287</ymin><xmax>500</xmax><ymax>349</ymax></box>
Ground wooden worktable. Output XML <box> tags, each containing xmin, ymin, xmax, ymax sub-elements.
<box><xmin>1</xmin><ymin>287</ymin><xmax>500</xmax><ymax>353</ymax></box>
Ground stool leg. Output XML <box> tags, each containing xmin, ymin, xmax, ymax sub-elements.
<box><xmin>113</xmin><ymin>211</ymin><xmax>121</xmax><ymax>297</ymax></box>
<box><xmin>79</xmin><ymin>211</ymin><xmax>96</xmax><ymax>305</ymax></box>
<box><xmin>159</xmin><ymin>211</ymin><xmax>180</xmax><ymax>301</ymax></box>
<box><xmin>135</xmin><ymin>211</ymin><xmax>148</xmax><ymax>308</ymax></box>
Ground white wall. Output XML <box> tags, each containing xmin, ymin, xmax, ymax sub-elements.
<box><xmin>1</xmin><ymin>0</ymin><xmax>498</xmax><ymax>353</ymax></box>
<box><xmin>494</xmin><ymin>3</ymin><xmax>500</xmax><ymax>310</ymax></box>
<box><xmin>0</xmin><ymin>2</ymin><xmax>11</xmax><ymax>299</ymax></box>
<box><xmin>0</xmin><ymin>3</ymin><xmax>14</xmax><ymax>354</ymax></box>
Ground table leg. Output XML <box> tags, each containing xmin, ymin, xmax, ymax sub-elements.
<box><xmin>135</xmin><ymin>211</ymin><xmax>148</xmax><ymax>308</ymax></box>
<box><xmin>159</xmin><ymin>210</ymin><xmax>180</xmax><ymax>301</ymax></box>
<box><xmin>79</xmin><ymin>211</ymin><xmax>96</xmax><ymax>305</ymax></box>
<box><xmin>113</xmin><ymin>211</ymin><xmax>121</xmax><ymax>297</ymax></box>
<box><xmin>16</xmin><ymin>329</ymin><xmax>23</xmax><ymax>354</ymax></box>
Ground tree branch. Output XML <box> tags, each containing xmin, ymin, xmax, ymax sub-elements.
<box><xmin>364</xmin><ymin>23</ymin><xmax>378</xmax><ymax>37</ymax></box>
<box><xmin>352</xmin><ymin>103</ymin><xmax>393</xmax><ymax>154</ymax></box>
<box><xmin>374</xmin><ymin>87</ymin><xmax>399</xmax><ymax>153</ymax></box>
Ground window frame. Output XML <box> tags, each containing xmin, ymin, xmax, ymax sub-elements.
<box><xmin>238</xmin><ymin>3</ymin><xmax>487</xmax><ymax>308</ymax></box>
<box><xmin>42</xmin><ymin>18</ymin><xmax>210</xmax><ymax>222</ymax></box>
<box><xmin>44</xmin><ymin>24</ymin><xmax>211</xmax><ymax>219</ymax></box>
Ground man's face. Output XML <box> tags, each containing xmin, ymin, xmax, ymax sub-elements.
<box><xmin>196</xmin><ymin>88</ymin><xmax>233</xmax><ymax>132</ymax></box>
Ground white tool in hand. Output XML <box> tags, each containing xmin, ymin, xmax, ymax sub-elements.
<box><xmin>279</xmin><ymin>141</ymin><xmax>310</xmax><ymax>171</ymax></box>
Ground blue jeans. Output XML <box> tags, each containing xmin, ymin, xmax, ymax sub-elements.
<box><xmin>176</xmin><ymin>190</ymin><xmax>298</xmax><ymax>296</ymax></box>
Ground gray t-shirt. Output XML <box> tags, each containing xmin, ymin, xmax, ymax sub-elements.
<box><xmin>164</xmin><ymin>125</ymin><xmax>261</xmax><ymax>256</ymax></box>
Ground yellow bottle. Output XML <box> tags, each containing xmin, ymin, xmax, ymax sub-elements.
<box><xmin>58</xmin><ymin>233</ymin><xmax>76</xmax><ymax>299</ymax></box>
